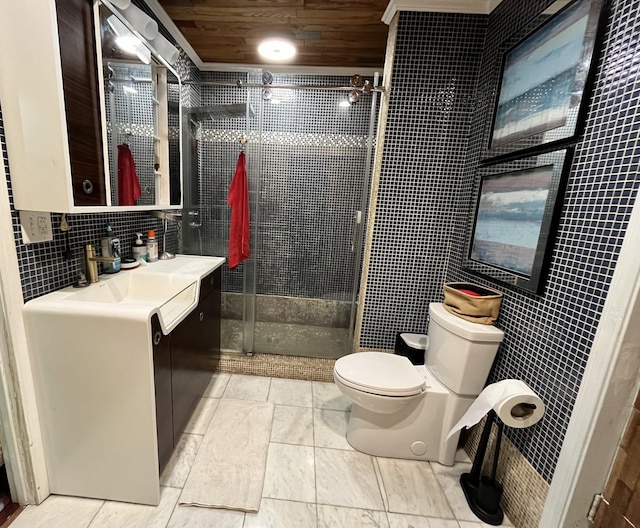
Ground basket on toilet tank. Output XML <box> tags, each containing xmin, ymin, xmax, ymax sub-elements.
<box><xmin>443</xmin><ymin>282</ymin><xmax>503</xmax><ymax>325</ymax></box>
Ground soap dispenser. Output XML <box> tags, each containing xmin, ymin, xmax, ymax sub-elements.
<box><xmin>101</xmin><ymin>224</ymin><xmax>121</xmax><ymax>273</ymax></box>
<box><xmin>132</xmin><ymin>232</ymin><xmax>148</xmax><ymax>262</ymax></box>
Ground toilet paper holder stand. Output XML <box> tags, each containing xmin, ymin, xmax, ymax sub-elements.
<box><xmin>460</xmin><ymin>409</ymin><xmax>505</xmax><ymax>526</ymax></box>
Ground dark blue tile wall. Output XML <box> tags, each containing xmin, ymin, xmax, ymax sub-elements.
<box><xmin>364</xmin><ymin>0</ymin><xmax>640</xmax><ymax>484</ymax></box>
<box><xmin>449</xmin><ymin>0</ymin><xmax>640</xmax><ymax>483</ymax></box>
<box><xmin>360</xmin><ymin>12</ymin><xmax>487</xmax><ymax>348</ymax></box>
<box><xmin>191</xmin><ymin>72</ymin><xmax>377</xmax><ymax>301</ymax></box>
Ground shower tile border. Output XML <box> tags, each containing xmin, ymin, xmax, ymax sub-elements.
<box><xmin>218</xmin><ymin>352</ymin><xmax>335</xmax><ymax>383</ymax></box>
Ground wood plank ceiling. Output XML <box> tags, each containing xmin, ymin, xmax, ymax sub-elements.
<box><xmin>157</xmin><ymin>0</ymin><xmax>390</xmax><ymax>69</ymax></box>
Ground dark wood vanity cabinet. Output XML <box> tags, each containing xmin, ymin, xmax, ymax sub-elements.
<box><xmin>55</xmin><ymin>0</ymin><xmax>107</xmax><ymax>206</ymax></box>
<box><xmin>151</xmin><ymin>268</ymin><xmax>221</xmax><ymax>472</ymax></box>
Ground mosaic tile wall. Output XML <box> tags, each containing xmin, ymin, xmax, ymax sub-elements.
<box><xmin>360</xmin><ymin>12</ymin><xmax>487</xmax><ymax>348</ymax></box>
<box><xmin>448</xmin><ymin>0</ymin><xmax>640</xmax><ymax>483</ymax></box>
<box><xmin>190</xmin><ymin>72</ymin><xmax>378</xmax><ymax>301</ymax></box>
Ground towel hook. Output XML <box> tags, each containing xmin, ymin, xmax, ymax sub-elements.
<box><xmin>239</xmin><ymin>134</ymin><xmax>248</xmax><ymax>152</ymax></box>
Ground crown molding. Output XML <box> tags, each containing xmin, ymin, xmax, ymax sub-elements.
<box><xmin>382</xmin><ymin>0</ymin><xmax>504</xmax><ymax>24</ymax></box>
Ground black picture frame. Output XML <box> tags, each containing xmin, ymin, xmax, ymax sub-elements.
<box><xmin>487</xmin><ymin>0</ymin><xmax>604</xmax><ymax>157</ymax></box>
<box><xmin>464</xmin><ymin>148</ymin><xmax>574</xmax><ymax>294</ymax></box>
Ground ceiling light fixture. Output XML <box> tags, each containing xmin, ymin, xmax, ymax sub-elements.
<box><xmin>258</xmin><ymin>38</ymin><xmax>296</xmax><ymax>62</ymax></box>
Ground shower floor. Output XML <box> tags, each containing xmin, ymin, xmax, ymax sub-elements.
<box><xmin>221</xmin><ymin>318</ymin><xmax>350</xmax><ymax>359</ymax></box>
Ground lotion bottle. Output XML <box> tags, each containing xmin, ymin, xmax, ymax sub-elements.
<box><xmin>132</xmin><ymin>232</ymin><xmax>147</xmax><ymax>262</ymax></box>
<box><xmin>146</xmin><ymin>229</ymin><xmax>158</xmax><ymax>262</ymax></box>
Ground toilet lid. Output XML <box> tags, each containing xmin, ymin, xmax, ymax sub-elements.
<box><xmin>334</xmin><ymin>352</ymin><xmax>426</xmax><ymax>396</ymax></box>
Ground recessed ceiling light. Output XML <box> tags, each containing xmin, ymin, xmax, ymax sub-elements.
<box><xmin>258</xmin><ymin>38</ymin><xmax>296</xmax><ymax>62</ymax></box>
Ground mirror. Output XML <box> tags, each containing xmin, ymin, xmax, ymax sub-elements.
<box><xmin>97</xmin><ymin>1</ymin><xmax>182</xmax><ymax>207</ymax></box>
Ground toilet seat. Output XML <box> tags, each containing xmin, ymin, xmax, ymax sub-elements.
<box><xmin>334</xmin><ymin>352</ymin><xmax>426</xmax><ymax>397</ymax></box>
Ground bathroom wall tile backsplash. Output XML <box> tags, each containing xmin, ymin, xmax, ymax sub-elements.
<box><xmin>447</xmin><ymin>0</ymin><xmax>640</xmax><ymax>482</ymax></box>
<box><xmin>360</xmin><ymin>11</ymin><xmax>487</xmax><ymax>348</ymax></box>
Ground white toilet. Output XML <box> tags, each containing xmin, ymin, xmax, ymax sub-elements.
<box><xmin>334</xmin><ymin>302</ymin><xmax>504</xmax><ymax>465</ymax></box>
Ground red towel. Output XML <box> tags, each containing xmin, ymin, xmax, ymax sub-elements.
<box><xmin>227</xmin><ymin>152</ymin><xmax>250</xmax><ymax>269</ymax></box>
<box><xmin>117</xmin><ymin>144</ymin><xmax>142</xmax><ymax>206</ymax></box>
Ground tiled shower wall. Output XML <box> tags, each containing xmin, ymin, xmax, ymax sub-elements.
<box><xmin>193</xmin><ymin>72</ymin><xmax>377</xmax><ymax>301</ymax></box>
<box><xmin>362</xmin><ymin>0</ymin><xmax>640</xmax><ymax>490</ymax></box>
<box><xmin>360</xmin><ymin>12</ymin><xmax>487</xmax><ymax>347</ymax></box>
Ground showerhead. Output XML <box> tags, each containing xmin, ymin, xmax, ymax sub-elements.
<box><xmin>189</xmin><ymin>104</ymin><xmax>255</xmax><ymax>121</ymax></box>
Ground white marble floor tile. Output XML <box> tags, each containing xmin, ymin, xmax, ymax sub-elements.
<box><xmin>373</xmin><ymin>458</ymin><xmax>390</xmax><ymax>511</ymax></box>
<box><xmin>263</xmin><ymin>443</ymin><xmax>316</xmax><ymax>503</ymax></box>
<box><xmin>10</xmin><ymin>495</ymin><xmax>104</xmax><ymax>528</ymax></box>
<box><xmin>313</xmin><ymin>408</ymin><xmax>352</xmax><ymax>450</ymax></box>
<box><xmin>315</xmin><ymin>447</ymin><xmax>384</xmax><ymax>511</ymax></box>
<box><xmin>312</xmin><ymin>381</ymin><xmax>351</xmax><ymax>411</ymax></box>
<box><xmin>244</xmin><ymin>498</ymin><xmax>316</xmax><ymax>528</ymax></box>
<box><xmin>388</xmin><ymin>513</ymin><xmax>460</xmax><ymax>528</ymax></box>
<box><xmin>223</xmin><ymin>374</ymin><xmax>271</xmax><ymax>401</ymax></box>
<box><xmin>268</xmin><ymin>378</ymin><xmax>313</xmax><ymax>407</ymax></box>
<box><xmin>88</xmin><ymin>487</ymin><xmax>180</xmax><ymax>528</ymax></box>
<box><xmin>377</xmin><ymin>458</ymin><xmax>453</xmax><ymax>518</ymax></box>
<box><xmin>317</xmin><ymin>505</ymin><xmax>389</xmax><ymax>528</ymax></box>
<box><xmin>203</xmin><ymin>372</ymin><xmax>231</xmax><ymax>398</ymax></box>
<box><xmin>430</xmin><ymin>463</ymin><xmax>513</xmax><ymax>527</ymax></box>
<box><xmin>160</xmin><ymin>434</ymin><xmax>204</xmax><ymax>488</ymax></box>
<box><xmin>184</xmin><ymin>397</ymin><xmax>219</xmax><ymax>435</ymax></box>
<box><xmin>271</xmin><ymin>405</ymin><xmax>314</xmax><ymax>446</ymax></box>
<box><xmin>167</xmin><ymin>505</ymin><xmax>245</xmax><ymax>528</ymax></box>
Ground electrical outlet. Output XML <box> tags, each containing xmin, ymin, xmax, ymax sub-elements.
<box><xmin>19</xmin><ymin>211</ymin><xmax>53</xmax><ymax>244</ymax></box>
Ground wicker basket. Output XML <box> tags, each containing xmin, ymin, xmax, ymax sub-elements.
<box><xmin>443</xmin><ymin>282</ymin><xmax>503</xmax><ymax>325</ymax></box>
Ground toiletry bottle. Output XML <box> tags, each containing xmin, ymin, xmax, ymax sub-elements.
<box><xmin>147</xmin><ymin>229</ymin><xmax>158</xmax><ymax>262</ymax></box>
<box><xmin>101</xmin><ymin>224</ymin><xmax>121</xmax><ymax>273</ymax></box>
<box><xmin>132</xmin><ymin>232</ymin><xmax>148</xmax><ymax>262</ymax></box>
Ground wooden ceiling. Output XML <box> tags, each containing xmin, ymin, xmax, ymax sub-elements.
<box><xmin>157</xmin><ymin>0</ymin><xmax>390</xmax><ymax>69</ymax></box>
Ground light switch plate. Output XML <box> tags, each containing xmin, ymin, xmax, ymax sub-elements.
<box><xmin>20</xmin><ymin>211</ymin><xmax>53</xmax><ymax>244</ymax></box>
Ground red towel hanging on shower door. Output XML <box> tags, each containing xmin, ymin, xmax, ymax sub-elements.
<box><xmin>117</xmin><ymin>144</ymin><xmax>142</xmax><ymax>206</ymax></box>
<box><xmin>228</xmin><ymin>152</ymin><xmax>250</xmax><ymax>269</ymax></box>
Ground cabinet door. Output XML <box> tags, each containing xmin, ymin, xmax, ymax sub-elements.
<box><xmin>55</xmin><ymin>0</ymin><xmax>107</xmax><ymax>206</ymax></box>
<box><xmin>152</xmin><ymin>315</ymin><xmax>173</xmax><ymax>473</ymax></box>
<box><xmin>171</xmin><ymin>280</ymin><xmax>221</xmax><ymax>444</ymax></box>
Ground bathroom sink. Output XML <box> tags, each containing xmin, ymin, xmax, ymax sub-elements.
<box><xmin>67</xmin><ymin>271</ymin><xmax>195</xmax><ymax>304</ymax></box>
<box><xmin>26</xmin><ymin>254</ymin><xmax>226</xmax><ymax>333</ymax></box>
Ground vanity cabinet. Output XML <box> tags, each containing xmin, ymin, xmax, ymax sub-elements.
<box><xmin>152</xmin><ymin>268</ymin><xmax>221</xmax><ymax>471</ymax></box>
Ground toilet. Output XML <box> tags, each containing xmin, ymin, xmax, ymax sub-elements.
<box><xmin>334</xmin><ymin>302</ymin><xmax>504</xmax><ymax>465</ymax></box>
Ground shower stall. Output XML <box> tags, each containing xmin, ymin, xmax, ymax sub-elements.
<box><xmin>181</xmin><ymin>71</ymin><xmax>379</xmax><ymax>359</ymax></box>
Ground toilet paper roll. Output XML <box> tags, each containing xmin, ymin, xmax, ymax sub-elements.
<box><xmin>446</xmin><ymin>379</ymin><xmax>545</xmax><ymax>440</ymax></box>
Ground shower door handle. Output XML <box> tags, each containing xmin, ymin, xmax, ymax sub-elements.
<box><xmin>351</xmin><ymin>210</ymin><xmax>362</xmax><ymax>252</ymax></box>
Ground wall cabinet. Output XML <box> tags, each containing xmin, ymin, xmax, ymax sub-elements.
<box><xmin>0</xmin><ymin>0</ymin><xmax>181</xmax><ymax>213</ymax></box>
<box><xmin>153</xmin><ymin>268</ymin><xmax>221</xmax><ymax>472</ymax></box>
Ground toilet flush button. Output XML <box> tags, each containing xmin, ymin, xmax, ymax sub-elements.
<box><xmin>411</xmin><ymin>441</ymin><xmax>427</xmax><ymax>456</ymax></box>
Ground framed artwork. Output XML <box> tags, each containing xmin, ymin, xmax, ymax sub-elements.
<box><xmin>464</xmin><ymin>148</ymin><xmax>574</xmax><ymax>294</ymax></box>
<box><xmin>488</xmin><ymin>0</ymin><xmax>604</xmax><ymax>155</ymax></box>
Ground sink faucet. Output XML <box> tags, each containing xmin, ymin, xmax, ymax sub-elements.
<box><xmin>84</xmin><ymin>244</ymin><xmax>119</xmax><ymax>283</ymax></box>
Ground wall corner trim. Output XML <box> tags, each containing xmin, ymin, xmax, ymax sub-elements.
<box><xmin>382</xmin><ymin>0</ymin><xmax>502</xmax><ymax>24</ymax></box>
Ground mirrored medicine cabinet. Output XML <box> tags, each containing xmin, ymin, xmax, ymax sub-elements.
<box><xmin>0</xmin><ymin>0</ymin><xmax>182</xmax><ymax>213</ymax></box>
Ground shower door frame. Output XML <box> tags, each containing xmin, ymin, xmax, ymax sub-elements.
<box><xmin>241</xmin><ymin>74</ymin><xmax>381</xmax><ymax>357</ymax></box>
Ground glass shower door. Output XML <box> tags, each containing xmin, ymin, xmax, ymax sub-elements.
<box><xmin>245</xmin><ymin>74</ymin><xmax>378</xmax><ymax>359</ymax></box>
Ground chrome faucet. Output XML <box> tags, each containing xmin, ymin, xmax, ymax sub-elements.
<box><xmin>84</xmin><ymin>244</ymin><xmax>119</xmax><ymax>283</ymax></box>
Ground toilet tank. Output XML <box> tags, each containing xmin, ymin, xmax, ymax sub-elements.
<box><xmin>426</xmin><ymin>303</ymin><xmax>504</xmax><ymax>396</ymax></box>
